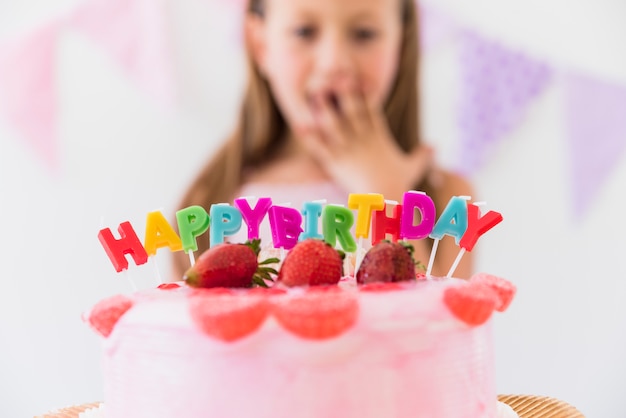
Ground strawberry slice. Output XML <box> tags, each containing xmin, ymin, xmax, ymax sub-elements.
<box><xmin>443</xmin><ymin>283</ymin><xmax>498</xmax><ymax>326</ymax></box>
<box><xmin>359</xmin><ymin>282</ymin><xmax>405</xmax><ymax>293</ymax></box>
<box><xmin>157</xmin><ymin>282</ymin><xmax>182</xmax><ymax>290</ymax></box>
<box><xmin>189</xmin><ymin>289</ymin><xmax>270</xmax><ymax>342</ymax></box>
<box><xmin>470</xmin><ymin>273</ymin><xmax>516</xmax><ymax>312</ymax></box>
<box><xmin>87</xmin><ymin>294</ymin><xmax>134</xmax><ymax>338</ymax></box>
<box><xmin>272</xmin><ymin>287</ymin><xmax>359</xmax><ymax>339</ymax></box>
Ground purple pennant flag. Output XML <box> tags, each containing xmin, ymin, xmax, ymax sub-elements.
<box><xmin>564</xmin><ymin>72</ymin><xmax>626</xmax><ymax>220</ymax></box>
<box><xmin>455</xmin><ymin>31</ymin><xmax>552</xmax><ymax>175</ymax></box>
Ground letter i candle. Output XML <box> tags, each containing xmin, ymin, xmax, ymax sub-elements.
<box><xmin>98</xmin><ymin>191</ymin><xmax>502</xmax><ymax>279</ymax></box>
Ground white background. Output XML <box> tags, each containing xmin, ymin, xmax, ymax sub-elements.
<box><xmin>1</xmin><ymin>0</ymin><xmax>625</xmax><ymax>416</ymax></box>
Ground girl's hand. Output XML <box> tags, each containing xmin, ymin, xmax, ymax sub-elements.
<box><xmin>297</xmin><ymin>82</ymin><xmax>433</xmax><ymax>201</ymax></box>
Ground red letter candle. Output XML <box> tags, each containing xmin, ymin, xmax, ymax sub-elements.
<box><xmin>98</xmin><ymin>221</ymin><xmax>149</xmax><ymax>272</ymax></box>
<box><xmin>371</xmin><ymin>201</ymin><xmax>403</xmax><ymax>245</ymax></box>
<box><xmin>459</xmin><ymin>203</ymin><xmax>503</xmax><ymax>251</ymax></box>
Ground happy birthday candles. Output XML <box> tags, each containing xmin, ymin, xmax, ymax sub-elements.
<box><xmin>98</xmin><ymin>192</ymin><xmax>502</xmax><ymax>276</ymax></box>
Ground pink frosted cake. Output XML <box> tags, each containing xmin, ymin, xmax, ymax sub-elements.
<box><xmin>86</xmin><ymin>271</ymin><xmax>515</xmax><ymax>418</ymax></box>
<box><xmin>90</xmin><ymin>192</ymin><xmax>515</xmax><ymax>417</ymax></box>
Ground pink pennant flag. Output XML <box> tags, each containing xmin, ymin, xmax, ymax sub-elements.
<box><xmin>455</xmin><ymin>31</ymin><xmax>552</xmax><ymax>175</ymax></box>
<box><xmin>563</xmin><ymin>72</ymin><xmax>626</xmax><ymax>220</ymax></box>
<box><xmin>68</xmin><ymin>0</ymin><xmax>175</xmax><ymax>108</ymax></box>
<box><xmin>0</xmin><ymin>21</ymin><xmax>63</xmax><ymax>170</ymax></box>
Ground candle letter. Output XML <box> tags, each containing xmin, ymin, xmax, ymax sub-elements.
<box><xmin>176</xmin><ymin>205</ymin><xmax>210</xmax><ymax>253</ymax></box>
<box><xmin>210</xmin><ymin>204</ymin><xmax>243</xmax><ymax>245</ymax></box>
<box><xmin>400</xmin><ymin>191</ymin><xmax>436</xmax><ymax>240</ymax></box>
<box><xmin>144</xmin><ymin>211</ymin><xmax>183</xmax><ymax>256</ymax></box>
<box><xmin>301</xmin><ymin>201</ymin><xmax>324</xmax><ymax>240</ymax></box>
<box><xmin>459</xmin><ymin>204</ymin><xmax>503</xmax><ymax>251</ymax></box>
<box><xmin>234</xmin><ymin>197</ymin><xmax>272</xmax><ymax>240</ymax></box>
<box><xmin>268</xmin><ymin>206</ymin><xmax>303</xmax><ymax>250</ymax></box>
<box><xmin>429</xmin><ymin>196</ymin><xmax>469</xmax><ymax>244</ymax></box>
<box><xmin>372</xmin><ymin>202</ymin><xmax>402</xmax><ymax>245</ymax></box>
<box><xmin>322</xmin><ymin>205</ymin><xmax>357</xmax><ymax>252</ymax></box>
<box><xmin>98</xmin><ymin>221</ymin><xmax>149</xmax><ymax>272</ymax></box>
<box><xmin>348</xmin><ymin>193</ymin><xmax>385</xmax><ymax>239</ymax></box>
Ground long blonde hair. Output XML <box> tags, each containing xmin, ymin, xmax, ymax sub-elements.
<box><xmin>173</xmin><ymin>0</ymin><xmax>424</xmax><ymax>277</ymax></box>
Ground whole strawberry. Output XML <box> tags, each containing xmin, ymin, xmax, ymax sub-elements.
<box><xmin>184</xmin><ymin>239</ymin><xmax>278</xmax><ymax>288</ymax></box>
<box><xmin>356</xmin><ymin>241</ymin><xmax>416</xmax><ymax>284</ymax></box>
<box><xmin>278</xmin><ymin>239</ymin><xmax>344</xmax><ymax>287</ymax></box>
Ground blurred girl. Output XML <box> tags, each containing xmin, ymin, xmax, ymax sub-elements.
<box><xmin>174</xmin><ymin>0</ymin><xmax>473</xmax><ymax>278</ymax></box>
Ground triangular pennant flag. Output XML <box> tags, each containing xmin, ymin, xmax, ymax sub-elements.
<box><xmin>563</xmin><ymin>72</ymin><xmax>626</xmax><ymax>220</ymax></box>
<box><xmin>0</xmin><ymin>21</ymin><xmax>63</xmax><ymax>170</ymax></box>
<box><xmin>418</xmin><ymin>3</ymin><xmax>459</xmax><ymax>53</ymax></box>
<box><xmin>455</xmin><ymin>30</ymin><xmax>552</xmax><ymax>175</ymax></box>
<box><xmin>68</xmin><ymin>0</ymin><xmax>175</xmax><ymax>108</ymax></box>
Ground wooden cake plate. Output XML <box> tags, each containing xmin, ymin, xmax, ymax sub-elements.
<box><xmin>37</xmin><ymin>396</ymin><xmax>586</xmax><ymax>418</ymax></box>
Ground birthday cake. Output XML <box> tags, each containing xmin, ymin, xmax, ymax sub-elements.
<box><xmin>88</xmin><ymin>192</ymin><xmax>516</xmax><ymax>418</ymax></box>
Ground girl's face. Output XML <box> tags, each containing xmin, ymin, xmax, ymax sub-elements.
<box><xmin>250</xmin><ymin>0</ymin><xmax>403</xmax><ymax>131</ymax></box>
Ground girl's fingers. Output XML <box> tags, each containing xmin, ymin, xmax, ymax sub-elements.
<box><xmin>362</xmin><ymin>89</ymin><xmax>386</xmax><ymax>134</ymax></box>
<box><xmin>315</xmin><ymin>94</ymin><xmax>347</xmax><ymax>149</ymax></box>
<box><xmin>298</xmin><ymin>125</ymin><xmax>333</xmax><ymax>163</ymax></box>
<box><xmin>336</xmin><ymin>83</ymin><xmax>365</xmax><ymax>136</ymax></box>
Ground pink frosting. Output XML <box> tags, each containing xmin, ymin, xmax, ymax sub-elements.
<box><xmin>100</xmin><ymin>278</ymin><xmax>499</xmax><ymax>418</ymax></box>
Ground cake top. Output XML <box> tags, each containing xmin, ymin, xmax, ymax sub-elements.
<box><xmin>89</xmin><ymin>190</ymin><xmax>512</xmax><ymax>342</ymax></box>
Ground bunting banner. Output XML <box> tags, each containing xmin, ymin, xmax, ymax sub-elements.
<box><xmin>455</xmin><ymin>29</ymin><xmax>552</xmax><ymax>175</ymax></box>
<box><xmin>563</xmin><ymin>72</ymin><xmax>626</xmax><ymax>219</ymax></box>
<box><xmin>0</xmin><ymin>21</ymin><xmax>63</xmax><ymax>170</ymax></box>
<box><xmin>0</xmin><ymin>0</ymin><xmax>624</xmax><ymax>222</ymax></box>
<box><xmin>67</xmin><ymin>0</ymin><xmax>175</xmax><ymax>108</ymax></box>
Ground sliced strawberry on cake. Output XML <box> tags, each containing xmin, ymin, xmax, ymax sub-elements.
<box><xmin>86</xmin><ymin>294</ymin><xmax>134</xmax><ymax>338</ymax></box>
<box><xmin>189</xmin><ymin>288</ymin><xmax>270</xmax><ymax>342</ymax></box>
<box><xmin>271</xmin><ymin>286</ymin><xmax>359</xmax><ymax>339</ymax></box>
<box><xmin>443</xmin><ymin>282</ymin><xmax>499</xmax><ymax>326</ymax></box>
<box><xmin>470</xmin><ymin>273</ymin><xmax>516</xmax><ymax>312</ymax></box>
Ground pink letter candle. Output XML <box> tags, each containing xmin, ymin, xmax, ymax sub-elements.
<box><xmin>322</xmin><ymin>205</ymin><xmax>357</xmax><ymax>252</ymax></box>
<box><xmin>459</xmin><ymin>203</ymin><xmax>503</xmax><ymax>251</ymax></box>
<box><xmin>371</xmin><ymin>201</ymin><xmax>402</xmax><ymax>245</ymax></box>
<box><xmin>301</xmin><ymin>201</ymin><xmax>324</xmax><ymax>240</ymax></box>
<box><xmin>268</xmin><ymin>206</ymin><xmax>303</xmax><ymax>250</ymax></box>
<box><xmin>234</xmin><ymin>197</ymin><xmax>272</xmax><ymax>240</ymax></box>
<box><xmin>143</xmin><ymin>211</ymin><xmax>183</xmax><ymax>256</ymax></box>
<box><xmin>175</xmin><ymin>205</ymin><xmax>210</xmax><ymax>254</ymax></box>
<box><xmin>347</xmin><ymin>193</ymin><xmax>384</xmax><ymax>239</ymax></box>
<box><xmin>400</xmin><ymin>191</ymin><xmax>436</xmax><ymax>240</ymax></box>
<box><xmin>210</xmin><ymin>204</ymin><xmax>243</xmax><ymax>245</ymax></box>
<box><xmin>98</xmin><ymin>221</ymin><xmax>149</xmax><ymax>272</ymax></box>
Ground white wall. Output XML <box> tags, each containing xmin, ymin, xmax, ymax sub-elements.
<box><xmin>0</xmin><ymin>0</ymin><xmax>624</xmax><ymax>416</ymax></box>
